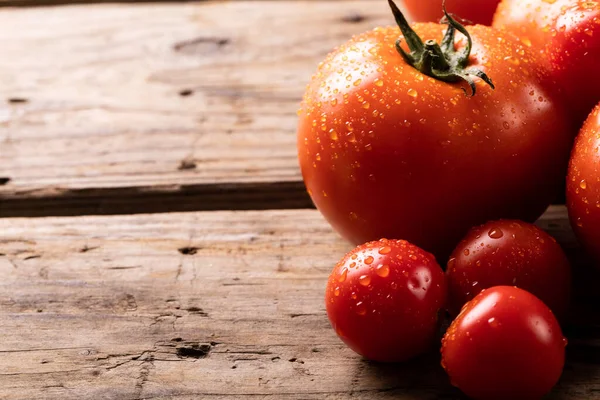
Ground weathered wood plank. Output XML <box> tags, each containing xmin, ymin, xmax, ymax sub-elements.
<box><xmin>0</xmin><ymin>206</ymin><xmax>597</xmax><ymax>399</ymax></box>
<box><xmin>0</xmin><ymin>1</ymin><xmax>389</xmax><ymax>216</ymax></box>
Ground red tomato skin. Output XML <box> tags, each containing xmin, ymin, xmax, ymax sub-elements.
<box><xmin>403</xmin><ymin>0</ymin><xmax>500</xmax><ymax>25</ymax></box>
<box><xmin>567</xmin><ymin>104</ymin><xmax>600</xmax><ymax>263</ymax></box>
<box><xmin>494</xmin><ymin>0</ymin><xmax>600</xmax><ymax>123</ymax></box>
<box><xmin>442</xmin><ymin>286</ymin><xmax>566</xmax><ymax>400</ymax></box>
<box><xmin>447</xmin><ymin>220</ymin><xmax>571</xmax><ymax>318</ymax></box>
<box><xmin>298</xmin><ymin>24</ymin><xmax>573</xmax><ymax>259</ymax></box>
<box><xmin>326</xmin><ymin>239</ymin><xmax>447</xmax><ymax>362</ymax></box>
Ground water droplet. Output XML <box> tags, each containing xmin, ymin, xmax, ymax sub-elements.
<box><xmin>362</xmin><ymin>101</ymin><xmax>370</xmax><ymax>109</ymax></box>
<box><xmin>351</xmin><ymin>291</ymin><xmax>357</xmax><ymax>300</ymax></box>
<box><xmin>376</xmin><ymin>264</ymin><xmax>390</xmax><ymax>278</ymax></box>
<box><xmin>463</xmin><ymin>249</ymin><xmax>470</xmax><ymax>256</ymax></box>
<box><xmin>447</xmin><ymin>257</ymin><xmax>456</xmax><ymax>270</ymax></box>
<box><xmin>356</xmin><ymin>302</ymin><xmax>367</xmax><ymax>316</ymax></box>
<box><xmin>472</xmin><ymin>281</ymin><xmax>478</xmax><ymax>287</ymax></box>
<box><xmin>374</xmin><ymin>78</ymin><xmax>383</xmax><ymax>87</ymax></box>
<box><xmin>334</xmin><ymin>287</ymin><xmax>340</xmax><ymax>296</ymax></box>
<box><xmin>488</xmin><ymin>317</ymin><xmax>499</xmax><ymax>327</ymax></box>
<box><xmin>349</xmin><ymin>212</ymin><xmax>358</xmax><ymax>221</ymax></box>
<box><xmin>353</xmin><ymin>79</ymin><xmax>362</xmax><ymax>87</ymax></box>
<box><xmin>488</xmin><ymin>228</ymin><xmax>504</xmax><ymax>239</ymax></box>
<box><xmin>359</xmin><ymin>274</ymin><xmax>371</xmax><ymax>286</ymax></box>
<box><xmin>329</xmin><ymin>129</ymin><xmax>338</xmax><ymax>141</ymax></box>
<box><xmin>563</xmin><ymin>337</ymin><xmax>568</xmax><ymax>346</ymax></box>
<box><xmin>330</xmin><ymin>98</ymin><xmax>338</xmax><ymax>107</ymax></box>
<box><xmin>315</xmin><ymin>153</ymin><xmax>321</xmax><ymax>161</ymax></box>
<box><xmin>407</xmin><ymin>88</ymin><xmax>418</xmax><ymax>98</ymax></box>
<box><xmin>577</xmin><ymin>218</ymin><xmax>583</xmax><ymax>228</ymax></box>
<box><xmin>378</xmin><ymin>246</ymin><xmax>391</xmax><ymax>255</ymax></box>
<box><xmin>580</xmin><ymin>180</ymin><xmax>587</xmax><ymax>189</ymax></box>
<box><xmin>503</xmin><ymin>121</ymin><xmax>510</xmax><ymax>130</ymax></box>
<box><xmin>409</xmin><ymin>254</ymin><xmax>417</xmax><ymax>261</ymax></box>
<box><xmin>338</xmin><ymin>268</ymin><xmax>348</xmax><ymax>282</ymax></box>
<box><xmin>364</xmin><ymin>256</ymin><xmax>374</xmax><ymax>265</ymax></box>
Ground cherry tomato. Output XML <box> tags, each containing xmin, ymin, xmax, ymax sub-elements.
<box><xmin>325</xmin><ymin>238</ymin><xmax>446</xmax><ymax>362</ymax></box>
<box><xmin>403</xmin><ymin>0</ymin><xmax>501</xmax><ymax>25</ymax></box>
<box><xmin>493</xmin><ymin>0</ymin><xmax>600</xmax><ymax>123</ymax></box>
<box><xmin>447</xmin><ymin>220</ymin><xmax>571</xmax><ymax>318</ymax></box>
<box><xmin>567</xmin><ymin>103</ymin><xmax>600</xmax><ymax>264</ymax></box>
<box><xmin>442</xmin><ymin>286</ymin><xmax>566</xmax><ymax>400</ymax></box>
<box><xmin>297</xmin><ymin>1</ymin><xmax>573</xmax><ymax>259</ymax></box>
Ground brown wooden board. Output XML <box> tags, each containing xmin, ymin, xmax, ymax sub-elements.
<box><xmin>0</xmin><ymin>206</ymin><xmax>598</xmax><ymax>399</ymax></box>
<box><xmin>0</xmin><ymin>0</ymin><xmax>393</xmax><ymax>217</ymax></box>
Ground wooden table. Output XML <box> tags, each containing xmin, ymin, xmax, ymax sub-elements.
<box><xmin>0</xmin><ymin>1</ymin><xmax>598</xmax><ymax>398</ymax></box>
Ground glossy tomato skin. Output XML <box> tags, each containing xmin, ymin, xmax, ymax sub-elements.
<box><xmin>326</xmin><ymin>239</ymin><xmax>446</xmax><ymax>362</ymax></box>
<box><xmin>298</xmin><ymin>24</ymin><xmax>573</xmax><ymax>259</ymax></box>
<box><xmin>567</xmin><ymin>104</ymin><xmax>600</xmax><ymax>263</ymax></box>
<box><xmin>402</xmin><ymin>0</ymin><xmax>500</xmax><ymax>25</ymax></box>
<box><xmin>442</xmin><ymin>286</ymin><xmax>566</xmax><ymax>400</ymax></box>
<box><xmin>493</xmin><ymin>0</ymin><xmax>600</xmax><ymax>123</ymax></box>
<box><xmin>447</xmin><ymin>220</ymin><xmax>571</xmax><ymax>318</ymax></box>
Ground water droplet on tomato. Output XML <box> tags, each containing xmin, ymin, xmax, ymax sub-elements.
<box><xmin>353</xmin><ymin>79</ymin><xmax>362</xmax><ymax>87</ymax></box>
<box><xmin>351</xmin><ymin>291</ymin><xmax>357</xmax><ymax>300</ymax></box>
<box><xmin>407</xmin><ymin>88</ymin><xmax>418</xmax><ymax>98</ymax></box>
<box><xmin>463</xmin><ymin>249</ymin><xmax>470</xmax><ymax>256</ymax></box>
<box><xmin>376</xmin><ymin>264</ymin><xmax>390</xmax><ymax>278</ymax></box>
<box><xmin>374</xmin><ymin>78</ymin><xmax>383</xmax><ymax>87</ymax></box>
<box><xmin>563</xmin><ymin>337</ymin><xmax>568</xmax><ymax>346</ymax></box>
<box><xmin>334</xmin><ymin>287</ymin><xmax>340</xmax><ymax>297</ymax></box>
<box><xmin>488</xmin><ymin>317</ymin><xmax>499</xmax><ymax>327</ymax></box>
<box><xmin>359</xmin><ymin>275</ymin><xmax>371</xmax><ymax>286</ymax></box>
<box><xmin>488</xmin><ymin>228</ymin><xmax>504</xmax><ymax>239</ymax></box>
<box><xmin>356</xmin><ymin>302</ymin><xmax>367</xmax><ymax>316</ymax></box>
<box><xmin>378</xmin><ymin>246</ymin><xmax>391</xmax><ymax>255</ymax></box>
<box><xmin>338</xmin><ymin>268</ymin><xmax>348</xmax><ymax>282</ymax></box>
<box><xmin>364</xmin><ymin>256</ymin><xmax>374</xmax><ymax>265</ymax></box>
<box><xmin>580</xmin><ymin>180</ymin><xmax>587</xmax><ymax>189</ymax></box>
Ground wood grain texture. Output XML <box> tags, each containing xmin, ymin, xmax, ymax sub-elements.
<box><xmin>0</xmin><ymin>1</ymin><xmax>389</xmax><ymax>216</ymax></box>
<box><xmin>0</xmin><ymin>206</ymin><xmax>598</xmax><ymax>399</ymax></box>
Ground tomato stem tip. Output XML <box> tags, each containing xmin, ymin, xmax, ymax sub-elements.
<box><xmin>387</xmin><ymin>0</ymin><xmax>494</xmax><ymax>96</ymax></box>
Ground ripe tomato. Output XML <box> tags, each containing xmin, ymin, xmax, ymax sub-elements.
<box><xmin>297</xmin><ymin>1</ymin><xmax>573</xmax><ymax>259</ymax></box>
<box><xmin>325</xmin><ymin>238</ymin><xmax>446</xmax><ymax>362</ymax></box>
<box><xmin>567</xmin><ymin>103</ymin><xmax>600</xmax><ymax>264</ymax></box>
<box><xmin>442</xmin><ymin>286</ymin><xmax>566</xmax><ymax>400</ymax></box>
<box><xmin>402</xmin><ymin>0</ymin><xmax>501</xmax><ymax>25</ymax></box>
<box><xmin>493</xmin><ymin>0</ymin><xmax>600</xmax><ymax>123</ymax></box>
<box><xmin>447</xmin><ymin>220</ymin><xmax>571</xmax><ymax>318</ymax></box>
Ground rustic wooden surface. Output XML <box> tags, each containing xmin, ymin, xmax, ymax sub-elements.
<box><xmin>0</xmin><ymin>0</ymin><xmax>393</xmax><ymax>217</ymax></box>
<box><xmin>0</xmin><ymin>0</ymin><xmax>598</xmax><ymax>399</ymax></box>
<box><xmin>0</xmin><ymin>207</ymin><xmax>598</xmax><ymax>400</ymax></box>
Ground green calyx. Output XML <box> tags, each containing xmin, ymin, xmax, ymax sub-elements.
<box><xmin>387</xmin><ymin>0</ymin><xmax>494</xmax><ymax>97</ymax></box>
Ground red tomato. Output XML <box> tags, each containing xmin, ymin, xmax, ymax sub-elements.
<box><xmin>325</xmin><ymin>238</ymin><xmax>446</xmax><ymax>362</ymax></box>
<box><xmin>447</xmin><ymin>220</ymin><xmax>571</xmax><ymax>318</ymax></box>
<box><xmin>567</xmin><ymin>103</ymin><xmax>600</xmax><ymax>264</ymax></box>
<box><xmin>493</xmin><ymin>0</ymin><xmax>600</xmax><ymax>123</ymax></box>
<box><xmin>402</xmin><ymin>0</ymin><xmax>501</xmax><ymax>25</ymax></box>
<box><xmin>297</xmin><ymin>1</ymin><xmax>573</xmax><ymax>259</ymax></box>
<box><xmin>442</xmin><ymin>286</ymin><xmax>566</xmax><ymax>400</ymax></box>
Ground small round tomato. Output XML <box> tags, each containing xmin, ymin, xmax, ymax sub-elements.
<box><xmin>567</xmin><ymin>103</ymin><xmax>600</xmax><ymax>264</ymax></box>
<box><xmin>442</xmin><ymin>286</ymin><xmax>566</xmax><ymax>400</ymax></box>
<box><xmin>447</xmin><ymin>220</ymin><xmax>571</xmax><ymax>318</ymax></box>
<box><xmin>403</xmin><ymin>0</ymin><xmax>501</xmax><ymax>25</ymax></box>
<box><xmin>298</xmin><ymin>1</ymin><xmax>573</xmax><ymax>259</ymax></box>
<box><xmin>326</xmin><ymin>238</ymin><xmax>446</xmax><ymax>362</ymax></box>
<box><xmin>493</xmin><ymin>0</ymin><xmax>600</xmax><ymax>123</ymax></box>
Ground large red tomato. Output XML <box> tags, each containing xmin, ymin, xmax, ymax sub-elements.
<box><xmin>442</xmin><ymin>286</ymin><xmax>566</xmax><ymax>400</ymax></box>
<box><xmin>493</xmin><ymin>0</ymin><xmax>600</xmax><ymax>123</ymax></box>
<box><xmin>447</xmin><ymin>220</ymin><xmax>571</xmax><ymax>318</ymax></box>
<box><xmin>402</xmin><ymin>0</ymin><xmax>501</xmax><ymax>25</ymax></box>
<box><xmin>326</xmin><ymin>238</ymin><xmax>446</xmax><ymax>362</ymax></box>
<box><xmin>297</xmin><ymin>1</ymin><xmax>573</xmax><ymax>259</ymax></box>
<box><xmin>567</xmin><ymin>103</ymin><xmax>600</xmax><ymax>264</ymax></box>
